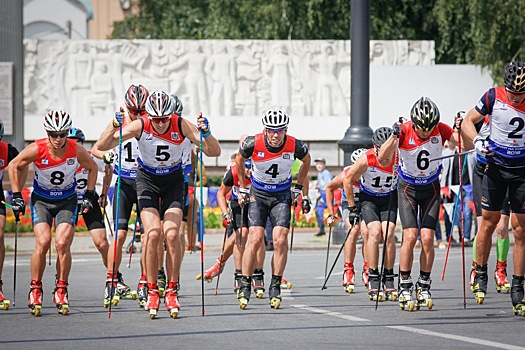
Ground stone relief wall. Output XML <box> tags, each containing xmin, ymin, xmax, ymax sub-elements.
<box><xmin>24</xmin><ymin>39</ymin><xmax>435</xmax><ymax>136</ymax></box>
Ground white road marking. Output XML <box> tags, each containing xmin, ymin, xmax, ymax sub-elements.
<box><xmin>291</xmin><ymin>304</ymin><xmax>370</xmax><ymax>322</ymax></box>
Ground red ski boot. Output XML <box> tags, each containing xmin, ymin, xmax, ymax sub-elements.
<box><xmin>145</xmin><ymin>283</ymin><xmax>160</xmax><ymax>319</ymax></box>
<box><xmin>28</xmin><ymin>280</ymin><xmax>43</xmax><ymax>316</ymax></box>
<box><xmin>362</xmin><ymin>262</ymin><xmax>369</xmax><ymax>289</ymax></box>
<box><xmin>343</xmin><ymin>262</ymin><xmax>355</xmax><ymax>294</ymax></box>
<box><xmin>53</xmin><ymin>280</ymin><xmax>69</xmax><ymax>315</ymax></box>
<box><xmin>469</xmin><ymin>261</ymin><xmax>476</xmax><ymax>293</ymax></box>
<box><xmin>164</xmin><ymin>281</ymin><xmax>180</xmax><ymax>319</ymax></box>
<box><xmin>494</xmin><ymin>260</ymin><xmax>511</xmax><ymax>293</ymax></box>
<box><xmin>0</xmin><ymin>280</ymin><xmax>10</xmax><ymax>310</ymax></box>
<box><xmin>196</xmin><ymin>257</ymin><xmax>224</xmax><ymax>282</ymax></box>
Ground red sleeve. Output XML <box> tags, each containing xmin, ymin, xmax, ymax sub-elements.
<box><xmin>439</xmin><ymin>122</ymin><xmax>454</xmax><ymax>144</ymax></box>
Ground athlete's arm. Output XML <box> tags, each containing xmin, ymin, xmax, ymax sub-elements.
<box><xmin>181</xmin><ymin>117</ymin><xmax>221</xmax><ymax>157</ymax></box>
<box><xmin>294</xmin><ymin>140</ymin><xmax>310</xmax><ymax>196</ymax></box>
<box><xmin>236</xmin><ymin>136</ymin><xmax>254</xmax><ymax>189</ymax></box>
<box><xmin>8</xmin><ymin>142</ymin><xmax>38</xmax><ymax>193</ymax></box>
<box><xmin>377</xmin><ymin>133</ymin><xmax>399</xmax><ymax>167</ymax></box>
<box><xmin>76</xmin><ymin>143</ymin><xmax>98</xmax><ymax>192</ymax></box>
<box><xmin>343</xmin><ymin>155</ymin><xmax>367</xmax><ymax>208</ymax></box>
<box><xmin>462</xmin><ymin>108</ymin><xmax>485</xmax><ymax>145</ymax></box>
<box><xmin>217</xmin><ymin>180</ymin><xmax>233</xmax><ymax>218</ymax></box>
<box><xmin>326</xmin><ymin>172</ymin><xmax>344</xmax><ymax>217</ymax></box>
<box><xmin>93</xmin><ymin>119</ymin><xmax>141</xmax><ymax>154</ymax></box>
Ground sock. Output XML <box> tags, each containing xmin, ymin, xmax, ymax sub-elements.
<box><xmin>496</xmin><ymin>237</ymin><xmax>510</xmax><ymax>262</ymax></box>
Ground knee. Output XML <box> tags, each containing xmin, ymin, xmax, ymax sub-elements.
<box><xmin>55</xmin><ymin>241</ymin><xmax>71</xmax><ymax>254</ymax></box>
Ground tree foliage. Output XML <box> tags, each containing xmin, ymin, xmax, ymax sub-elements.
<box><xmin>111</xmin><ymin>0</ymin><xmax>524</xmax><ymax>81</ymax></box>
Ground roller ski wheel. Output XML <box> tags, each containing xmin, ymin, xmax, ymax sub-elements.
<box><xmin>1</xmin><ymin>299</ymin><xmax>10</xmax><ymax>310</ymax></box>
<box><xmin>367</xmin><ymin>270</ymin><xmax>383</xmax><ymax>302</ymax></box>
<box><xmin>416</xmin><ymin>298</ymin><xmax>433</xmax><ymax>310</ymax></box>
<box><xmin>104</xmin><ymin>281</ymin><xmax>120</xmax><ymax>308</ymax></box>
<box><xmin>382</xmin><ymin>269</ymin><xmax>398</xmax><ymax>302</ymax></box>
<box><xmin>398</xmin><ymin>277</ymin><xmax>414</xmax><ymax>312</ymax></box>
<box><xmin>164</xmin><ymin>283</ymin><xmax>180</xmax><ymax>319</ymax></box>
<box><xmin>53</xmin><ymin>281</ymin><xmax>69</xmax><ymax>316</ymax></box>
<box><xmin>270</xmin><ymin>297</ymin><xmax>281</xmax><ymax>309</ymax></box>
<box><xmin>385</xmin><ymin>291</ymin><xmax>398</xmax><ymax>301</ymax></box>
<box><xmin>157</xmin><ymin>269</ymin><xmax>166</xmax><ymax>297</ymax></box>
<box><xmin>368</xmin><ymin>291</ymin><xmax>383</xmax><ymax>301</ymax></box>
<box><xmin>344</xmin><ymin>284</ymin><xmax>355</xmax><ymax>294</ymax></box>
<box><xmin>400</xmin><ymin>300</ymin><xmax>415</xmax><ymax>312</ymax></box>
<box><xmin>28</xmin><ymin>281</ymin><xmax>43</xmax><ymax>317</ymax></box>
<box><xmin>238</xmin><ymin>297</ymin><xmax>249</xmax><ymax>310</ymax></box>
<box><xmin>494</xmin><ymin>261</ymin><xmax>510</xmax><ymax>294</ymax></box>
<box><xmin>145</xmin><ymin>288</ymin><xmax>160</xmax><ymax>319</ymax></box>
<box><xmin>252</xmin><ymin>269</ymin><xmax>265</xmax><ymax>299</ymax></box>
<box><xmin>415</xmin><ymin>277</ymin><xmax>433</xmax><ymax>310</ymax></box>
<box><xmin>137</xmin><ymin>280</ymin><xmax>148</xmax><ymax>308</ymax></box>
<box><xmin>269</xmin><ymin>276</ymin><xmax>282</xmax><ymax>309</ymax></box>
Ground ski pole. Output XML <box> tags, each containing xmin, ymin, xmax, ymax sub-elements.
<box><xmin>324</xmin><ymin>223</ymin><xmax>332</xmax><ymax>281</ymax></box>
<box><xmin>127</xmin><ymin>213</ymin><xmax>139</xmax><ymax>268</ymax></box>
<box><xmin>321</xmin><ymin>217</ymin><xmax>358</xmax><ymax>290</ymax></box>
<box><xmin>457</xmin><ymin>112</ymin><xmax>467</xmax><ymax>309</ymax></box>
<box><xmin>104</xmin><ymin>210</ymin><xmax>114</xmax><ymax>237</ymax></box>
<box><xmin>376</xmin><ymin>147</ymin><xmax>399</xmax><ymax>311</ymax></box>
<box><xmin>3</xmin><ymin>201</ymin><xmax>18</xmax><ymax>306</ymax></box>
<box><xmin>189</xmin><ymin>153</ymin><xmax>199</xmax><ymax>254</ymax></box>
<box><xmin>214</xmin><ymin>226</ymin><xmax>228</xmax><ymax>296</ymax></box>
<box><xmin>289</xmin><ymin>202</ymin><xmax>297</xmax><ymax>253</ymax></box>
<box><xmin>198</xmin><ymin>126</ymin><xmax>205</xmax><ymax>316</ymax></box>
<box><xmin>429</xmin><ymin>149</ymin><xmax>473</xmax><ymax>162</ymax></box>
<box><xmin>238</xmin><ymin>205</ymin><xmax>244</xmax><ymax>249</ymax></box>
<box><xmin>109</xmin><ymin>115</ymin><xmax>123</xmax><ymax>319</ymax></box>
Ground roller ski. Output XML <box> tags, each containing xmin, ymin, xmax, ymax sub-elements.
<box><xmin>164</xmin><ymin>281</ymin><xmax>180</xmax><ymax>319</ymax></box>
<box><xmin>53</xmin><ymin>280</ymin><xmax>69</xmax><ymax>315</ymax></box>
<box><xmin>137</xmin><ymin>277</ymin><xmax>148</xmax><ymax>308</ymax></box>
<box><xmin>104</xmin><ymin>279</ymin><xmax>120</xmax><ymax>308</ymax></box>
<box><xmin>282</xmin><ymin>276</ymin><xmax>292</xmax><ymax>289</ymax></box>
<box><xmin>269</xmin><ymin>275</ymin><xmax>282</xmax><ymax>309</ymax></box>
<box><xmin>362</xmin><ymin>262</ymin><xmax>369</xmax><ymax>289</ymax></box>
<box><xmin>494</xmin><ymin>260</ymin><xmax>510</xmax><ymax>294</ymax></box>
<box><xmin>367</xmin><ymin>269</ymin><xmax>383</xmax><ymax>302</ymax></box>
<box><xmin>472</xmin><ymin>264</ymin><xmax>488</xmax><ymax>304</ymax></box>
<box><xmin>415</xmin><ymin>276</ymin><xmax>433</xmax><ymax>310</ymax></box>
<box><xmin>382</xmin><ymin>270</ymin><xmax>398</xmax><ymax>301</ymax></box>
<box><xmin>28</xmin><ymin>280</ymin><xmax>43</xmax><ymax>316</ymax></box>
<box><xmin>252</xmin><ymin>269</ymin><xmax>265</xmax><ymax>299</ymax></box>
<box><xmin>0</xmin><ymin>281</ymin><xmax>10</xmax><ymax>310</ymax></box>
<box><xmin>157</xmin><ymin>268</ymin><xmax>166</xmax><ymax>297</ymax></box>
<box><xmin>233</xmin><ymin>270</ymin><xmax>242</xmax><ymax>296</ymax></box>
<box><xmin>398</xmin><ymin>277</ymin><xmax>415</xmax><ymax>312</ymax></box>
<box><xmin>145</xmin><ymin>285</ymin><xmax>160</xmax><ymax>319</ymax></box>
<box><xmin>196</xmin><ymin>257</ymin><xmax>224</xmax><ymax>283</ymax></box>
<box><xmin>117</xmin><ymin>272</ymin><xmax>137</xmax><ymax>300</ymax></box>
<box><xmin>511</xmin><ymin>276</ymin><xmax>525</xmax><ymax>316</ymax></box>
<box><xmin>469</xmin><ymin>261</ymin><xmax>476</xmax><ymax>293</ymax></box>
<box><xmin>237</xmin><ymin>276</ymin><xmax>251</xmax><ymax>310</ymax></box>
<box><xmin>342</xmin><ymin>262</ymin><xmax>355</xmax><ymax>294</ymax></box>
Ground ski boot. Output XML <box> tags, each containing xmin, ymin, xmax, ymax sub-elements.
<box><xmin>233</xmin><ymin>270</ymin><xmax>242</xmax><ymax>296</ymax></box>
<box><xmin>415</xmin><ymin>276</ymin><xmax>433</xmax><ymax>310</ymax></box>
<box><xmin>494</xmin><ymin>260</ymin><xmax>511</xmax><ymax>293</ymax></box>
<box><xmin>252</xmin><ymin>269</ymin><xmax>265</xmax><ymax>299</ymax></box>
<box><xmin>196</xmin><ymin>257</ymin><xmax>224</xmax><ymax>283</ymax></box>
<box><xmin>237</xmin><ymin>276</ymin><xmax>251</xmax><ymax>310</ymax></box>
<box><xmin>0</xmin><ymin>280</ymin><xmax>10</xmax><ymax>310</ymax></box>
<box><xmin>342</xmin><ymin>262</ymin><xmax>355</xmax><ymax>294</ymax></box>
<box><xmin>53</xmin><ymin>280</ymin><xmax>69</xmax><ymax>315</ymax></box>
<box><xmin>472</xmin><ymin>264</ymin><xmax>488</xmax><ymax>304</ymax></box>
<box><xmin>367</xmin><ymin>269</ymin><xmax>383</xmax><ymax>302</ymax></box>
<box><xmin>157</xmin><ymin>268</ymin><xmax>166</xmax><ymax>297</ymax></box>
<box><xmin>137</xmin><ymin>277</ymin><xmax>148</xmax><ymax>308</ymax></box>
<box><xmin>145</xmin><ymin>283</ymin><xmax>160</xmax><ymax>319</ymax></box>
<box><xmin>104</xmin><ymin>276</ymin><xmax>120</xmax><ymax>308</ymax></box>
<box><xmin>28</xmin><ymin>280</ymin><xmax>43</xmax><ymax>316</ymax></box>
<box><xmin>382</xmin><ymin>269</ymin><xmax>398</xmax><ymax>301</ymax></box>
<box><xmin>117</xmin><ymin>272</ymin><xmax>137</xmax><ymax>300</ymax></box>
<box><xmin>164</xmin><ymin>281</ymin><xmax>180</xmax><ymax>319</ymax></box>
<box><xmin>282</xmin><ymin>276</ymin><xmax>292</xmax><ymax>289</ymax></box>
<box><xmin>511</xmin><ymin>275</ymin><xmax>525</xmax><ymax>316</ymax></box>
<box><xmin>362</xmin><ymin>262</ymin><xmax>369</xmax><ymax>289</ymax></box>
<box><xmin>398</xmin><ymin>277</ymin><xmax>415</xmax><ymax>311</ymax></box>
<box><xmin>469</xmin><ymin>261</ymin><xmax>476</xmax><ymax>293</ymax></box>
<box><xmin>269</xmin><ymin>275</ymin><xmax>282</xmax><ymax>309</ymax></box>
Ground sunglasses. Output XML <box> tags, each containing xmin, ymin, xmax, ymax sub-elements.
<box><xmin>128</xmin><ymin>108</ymin><xmax>143</xmax><ymax>116</ymax></box>
<box><xmin>266</xmin><ymin>127</ymin><xmax>286</xmax><ymax>134</ymax></box>
<box><xmin>150</xmin><ymin>116</ymin><xmax>171</xmax><ymax>124</ymax></box>
<box><xmin>505</xmin><ymin>87</ymin><xmax>525</xmax><ymax>96</ymax></box>
<box><xmin>48</xmin><ymin>131</ymin><xmax>68</xmax><ymax>139</ymax></box>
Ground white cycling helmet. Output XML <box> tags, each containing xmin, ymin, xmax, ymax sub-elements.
<box><xmin>145</xmin><ymin>90</ymin><xmax>174</xmax><ymax>117</ymax></box>
<box><xmin>351</xmin><ymin>148</ymin><xmax>367</xmax><ymax>164</ymax></box>
<box><xmin>262</xmin><ymin>108</ymin><xmax>289</xmax><ymax>129</ymax></box>
<box><xmin>43</xmin><ymin>110</ymin><xmax>73</xmax><ymax>132</ymax></box>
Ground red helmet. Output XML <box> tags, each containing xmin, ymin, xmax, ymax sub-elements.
<box><xmin>124</xmin><ymin>84</ymin><xmax>149</xmax><ymax>111</ymax></box>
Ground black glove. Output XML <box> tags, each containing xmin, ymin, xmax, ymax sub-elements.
<box><xmin>348</xmin><ymin>205</ymin><xmax>361</xmax><ymax>224</ymax></box>
<box><xmin>292</xmin><ymin>184</ymin><xmax>303</xmax><ymax>206</ymax></box>
<box><xmin>302</xmin><ymin>196</ymin><xmax>311</xmax><ymax>214</ymax></box>
<box><xmin>11</xmin><ymin>192</ymin><xmax>26</xmax><ymax>221</ymax></box>
<box><xmin>81</xmin><ymin>190</ymin><xmax>98</xmax><ymax>214</ymax></box>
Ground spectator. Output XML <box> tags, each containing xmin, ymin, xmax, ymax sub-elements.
<box><xmin>313</xmin><ymin>158</ymin><xmax>333</xmax><ymax>237</ymax></box>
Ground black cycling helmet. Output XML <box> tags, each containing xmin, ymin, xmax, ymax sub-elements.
<box><xmin>371</xmin><ymin>127</ymin><xmax>393</xmax><ymax>147</ymax></box>
<box><xmin>410</xmin><ymin>97</ymin><xmax>440</xmax><ymax>132</ymax></box>
<box><xmin>504</xmin><ymin>61</ymin><xmax>525</xmax><ymax>93</ymax></box>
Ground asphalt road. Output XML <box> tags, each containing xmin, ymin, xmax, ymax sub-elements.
<box><xmin>0</xmin><ymin>246</ymin><xmax>523</xmax><ymax>350</ymax></box>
